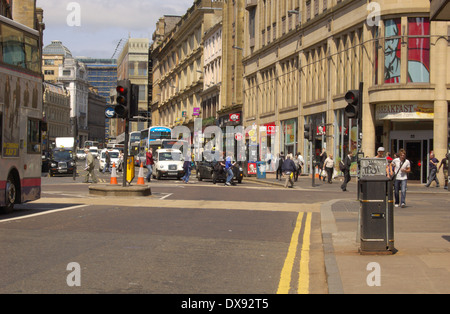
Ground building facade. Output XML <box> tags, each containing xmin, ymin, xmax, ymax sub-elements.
<box><xmin>151</xmin><ymin>0</ymin><xmax>223</xmax><ymax>136</ymax></box>
<box><xmin>77</xmin><ymin>58</ymin><xmax>117</xmax><ymax>140</ymax></box>
<box><xmin>43</xmin><ymin>40</ymin><xmax>91</xmax><ymax>145</ymax></box>
<box><xmin>43</xmin><ymin>82</ymin><xmax>71</xmax><ymax>148</ymax></box>
<box><xmin>242</xmin><ymin>0</ymin><xmax>449</xmax><ymax>183</ymax></box>
<box><xmin>88</xmin><ymin>87</ymin><xmax>107</xmax><ymax>144</ymax></box>
<box><xmin>116</xmin><ymin>38</ymin><xmax>150</xmax><ymax>133</ymax></box>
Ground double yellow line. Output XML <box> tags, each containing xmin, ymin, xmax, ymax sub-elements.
<box><xmin>277</xmin><ymin>212</ymin><xmax>312</xmax><ymax>294</ymax></box>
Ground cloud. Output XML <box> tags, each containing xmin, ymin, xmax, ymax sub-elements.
<box><xmin>37</xmin><ymin>0</ymin><xmax>194</xmax><ymax>58</ymax></box>
<box><xmin>38</xmin><ymin>0</ymin><xmax>192</xmax><ymax>30</ymax></box>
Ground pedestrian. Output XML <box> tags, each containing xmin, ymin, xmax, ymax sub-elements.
<box><xmin>145</xmin><ymin>148</ymin><xmax>154</xmax><ymax>182</ymax></box>
<box><xmin>224</xmin><ymin>153</ymin><xmax>236</xmax><ymax>186</ymax></box>
<box><xmin>282</xmin><ymin>153</ymin><xmax>296</xmax><ymax>188</ymax></box>
<box><xmin>438</xmin><ymin>152</ymin><xmax>449</xmax><ymax>190</ymax></box>
<box><xmin>276</xmin><ymin>152</ymin><xmax>285</xmax><ymax>181</ymax></box>
<box><xmin>323</xmin><ymin>154</ymin><xmax>335</xmax><ymax>183</ymax></box>
<box><xmin>392</xmin><ymin>149</ymin><xmax>411</xmax><ymax>208</ymax></box>
<box><xmin>102</xmin><ymin>150</ymin><xmax>111</xmax><ymax>173</ymax></box>
<box><xmin>319</xmin><ymin>149</ymin><xmax>327</xmax><ymax>181</ymax></box>
<box><xmin>182</xmin><ymin>158</ymin><xmax>191</xmax><ymax>183</ymax></box>
<box><xmin>425</xmin><ymin>151</ymin><xmax>440</xmax><ymax>188</ymax></box>
<box><xmin>386</xmin><ymin>156</ymin><xmax>395</xmax><ymax>179</ymax></box>
<box><xmin>375</xmin><ymin>147</ymin><xmax>385</xmax><ymax>158</ymax></box>
<box><xmin>83</xmin><ymin>148</ymin><xmax>98</xmax><ymax>184</ymax></box>
<box><xmin>340</xmin><ymin>151</ymin><xmax>353</xmax><ymax>192</ymax></box>
<box><xmin>293</xmin><ymin>153</ymin><xmax>300</xmax><ymax>181</ymax></box>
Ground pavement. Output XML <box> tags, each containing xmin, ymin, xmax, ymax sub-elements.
<box><xmin>244</xmin><ymin>171</ymin><xmax>450</xmax><ymax>294</ymax></box>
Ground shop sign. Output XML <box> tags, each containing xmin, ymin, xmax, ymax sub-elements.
<box><xmin>376</xmin><ymin>103</ymin><xmax>433</xmax><ymax>120</ymax></box>
<box><xmin>193</xmin><ymin>108</ymin><xmax>201</xmax><ymax>116</ymax></box>
<box><xmin>229</xmin><ymin>113</ymin><xmax>240</xmax><ymax>122</ymax></box>
<box><xmin>265</xmin><ymin>123</ymin><xmax>276</xmax><ymax>135</ymax></box>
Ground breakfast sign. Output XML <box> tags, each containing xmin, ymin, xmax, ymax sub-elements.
<box><xmin>376</xmin><ymin>103</ymin><xmax>433</xmax><ymax>120</ymax></box>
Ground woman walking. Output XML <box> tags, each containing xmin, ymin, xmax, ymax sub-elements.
<box><xmin>323</xmin><ymin>154</ymin><xmax>335</xmax><ymax>183</ymax></box>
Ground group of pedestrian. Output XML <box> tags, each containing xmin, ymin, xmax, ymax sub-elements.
<box><xmin>276</xmin><ymin>152</ymin><xmax>304</xmax><ymax>183</ymax></box>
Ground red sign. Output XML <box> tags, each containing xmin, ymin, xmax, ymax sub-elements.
<box><xmin>265</xmin><ymin>123</ymin><xmax>276</xmax><ymax>135</ymax></box>
<box><xmin>247</xmin><ymin>162</ymin><xmax>257</xmax><ymax>175</ymax></box>
<box><xmin>229</xmin><ymin>113</ymin><xmax>240</xmax><ymax>122</ymax></box>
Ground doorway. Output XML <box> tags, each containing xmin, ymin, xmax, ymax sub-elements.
<box><xmin>390</xmin><ymin>130</ymin><xmax>433</xmax><ymax>184</ymax></box>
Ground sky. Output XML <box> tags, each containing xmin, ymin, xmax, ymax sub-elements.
<box><xmin>36</xmin><ymin>0</ymin><xmax>195</xmax><ymax>59</ymax></box>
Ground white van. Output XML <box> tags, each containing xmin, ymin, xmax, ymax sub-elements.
<box><xmin>99</xmin><ymin>149</ymin><xmax>122</xmax><ymax>172</ymax></box>
<box><xmin>89</xmin><ymin>146</ymin><xmax>99</xmax><ymax>159</ymax></box>
<box><xmin>152</xmin><ymin>149</ymin><xmax>185</xmax><ymax>180</ymax></box>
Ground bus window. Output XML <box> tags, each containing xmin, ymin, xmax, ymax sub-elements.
<box><xmin>27</xmin><ymin>119</ymin><xmax>41</xmax><ymax>154</ymax></box>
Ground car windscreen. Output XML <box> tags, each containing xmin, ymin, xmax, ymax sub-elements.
<box><xmin>158</xmin><ymin>152</ymin><xmax>180</xmax><ymax>161</ymax></box>
<box><xmin>53</xmin><ymin>150</ymin><xmax>73</xmax><ymax>160</ymax></box>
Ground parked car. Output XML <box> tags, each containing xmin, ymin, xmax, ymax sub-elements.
<box><xmin>196</xmin><ymin>160</ymin><xmax>243</xmax><ymax>184</ymax></box>
<box><xmin>152</xmin><ymin>148</ymin><xmax>185</xmax><ymax>180</ymax></box>
<box><xmin>99</xmin><ymin>149</ymin><xmax>122</xmax><ymax>172</ymax></box>
<box><xmin>76</xmin><ymin>149</ymin><xmax>86</xmax><ymax>160</ymax></box>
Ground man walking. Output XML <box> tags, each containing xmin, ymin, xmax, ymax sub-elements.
<box><xmin>392</xmin><ymin>149</ymin><xmax>411</xmax><ymax>208</ymax></box>
<box><xmin>102</xmin><ymin>150</ymin><xmax>111</xmax><ymax>173</ymax></box>
<box><xmin>282</xmin><ymin>154</ymin><xmax>296</xmax><ymax>188</ymax></box>
<box><xmin>83</xmin><ymin>148</ymin><xmax>98</xmax><ymax>184</ymax></box>
<box><xmin>341</xmin><ymin>151</ymin><xmax>353</xmax><ymax>192</ymax></box>
<box><xmin>145</xmin><ymin>148</ymin><xmax>154</xmax><ymax>182</ymax></box>
<box><xmin>224</xmin><ymin>153</ymin><xmax>236</xmax><ymax>186</ymax></box>
<box><xmin>425</xmin><ymin>151</ymin><xmax>440</xmax><ymax>188</ymax></box>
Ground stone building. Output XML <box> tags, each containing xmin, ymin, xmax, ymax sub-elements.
<box><xmin>242</xmin><ymin>0</ymin><xmax>450</xmax><ymax>183</ymax></box>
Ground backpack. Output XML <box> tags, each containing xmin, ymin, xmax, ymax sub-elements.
<box><xmin>339</xmin><ymin>160</ymin><xmax>346</xmax><ymax>172</ymax></box>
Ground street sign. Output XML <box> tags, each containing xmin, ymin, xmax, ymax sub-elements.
<box><xmin>359</xmin><ymin>158</ymin><xmax>387</xmax><ymax>178</ymax></box>
<box><xmin>105</xmin><ymin>107</ymin><xmax>115</xmax><ymax>119</ymax></box>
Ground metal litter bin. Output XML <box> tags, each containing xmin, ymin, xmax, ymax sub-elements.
<box><xmin>257</xmin><ymin>161</ymin><xmax>266</xmax><ymax>179</ymax></box>
<box><xmin>359</xmin><ymin>175</ymin><xmax>395</xmax><ymax>254</ymax></box>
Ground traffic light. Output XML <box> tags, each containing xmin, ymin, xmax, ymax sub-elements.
<box><xmin>130</xmin><ymin>84</ymin><xmax>139</xmax><ymax>119</ymax></box>
<box><xmin>115</xmin><ymin>80</ymin><xmax>131</xmax><ymax>119</ymax></box>
<box><xmin>304</xmin><ymin>123</ymin><xmax>314</xmax><ymax>141</ymax></box>
<box><xmin>344</xmin><ymin>90</ymin><xmax>360</xmax><ymax>119</ymax></box>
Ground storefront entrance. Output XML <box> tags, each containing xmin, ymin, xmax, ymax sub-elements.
<box><xmin>390</xmin><ymin>131</ymin><xmax>433</xmax><ymax>183</ymax></box>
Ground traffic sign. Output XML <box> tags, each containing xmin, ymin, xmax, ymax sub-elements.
<box><xmin>105</xmin><ymin>107</ymin><xmax>115</xmax><ymax>118</ymax></box>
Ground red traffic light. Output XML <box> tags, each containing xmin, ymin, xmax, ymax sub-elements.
<box><xmin>116</xmin><ymin>86</ymin><xmax>126</xmax><ymax>94</ymax></box>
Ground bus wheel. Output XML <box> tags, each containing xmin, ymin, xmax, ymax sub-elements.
<box><xmin>1</xmin><ymin>175</ymin><xmax>17</xmax><ymax>214</ymax></box>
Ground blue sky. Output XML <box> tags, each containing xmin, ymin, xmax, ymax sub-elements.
<box><xmin>36</xmin><ymin>0</ymin><xmax>194</xmax><ymax>58</ymax></box>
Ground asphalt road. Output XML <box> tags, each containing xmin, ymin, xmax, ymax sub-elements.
<box><xmin>0</xmin><ymin>165</ymin><xmax>328</xmax><ymax>295</ymax></box>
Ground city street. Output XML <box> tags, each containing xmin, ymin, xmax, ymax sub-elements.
<box><xmin>1</xmin><ymin>161</ymin><xmax>449</xmax><ymax>295</ymax></box>
<box><xmin>0</xmin><ymin>162</ymin><xmax>328</xmax><ymax>294</ymax></box>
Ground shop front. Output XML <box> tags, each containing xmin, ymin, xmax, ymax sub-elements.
<box><xmin>376</xmin><ymin>103</ymin><xmax>434</xmax><ymax>183</ymax></box>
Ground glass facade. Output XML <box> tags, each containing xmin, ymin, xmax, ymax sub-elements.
<box><xmin>77</xmin><ymin>58</ymin><xmax>117</xmax><ymax>105</ymax></box>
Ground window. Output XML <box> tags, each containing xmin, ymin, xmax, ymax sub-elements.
<box><xmin>27</xmin><ymin>119</ymin><xmax>41</xmax><ymax>154</ymax></box>
<box><xmin>0</xmin><ymin>23</ymin><xmax>40</xmax><ymax>73</ymax></box>
<box><xmin>384</xmin><ymin>18</ymin><xmax>401</xmax><ymax>83</ymax></box>
<box><xmin>407</xmin><ymin>17</ymin><xmax>430</xmax><ymax>83</ymax></box>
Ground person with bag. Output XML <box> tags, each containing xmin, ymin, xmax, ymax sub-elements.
<box><xmin>392</xmin><ymin>149</ymin><xmax>411</xmax><ymax>208</ymax></box>
<box><xmin>83</xmin><ymin>148</ymin><xmax>98</xmax><ymax>184</ymax></box>
<box><xmin>282</xmin><ymin>154</ymin><xmax>296</xmax><ymax>188</ymax></box>
<box><xmin>323</xmin><ymin>154</ymin><xmax>335</xmax><ymax>184</ymax></box>
<box><xmin>340</xmin><ymin>151</ymin><xmax>353</xmax><ymax>191</ymax></box>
